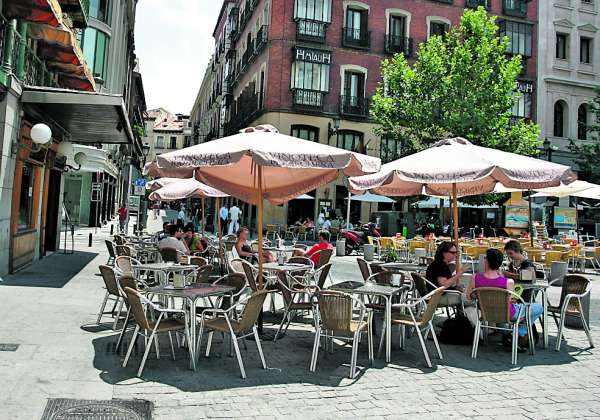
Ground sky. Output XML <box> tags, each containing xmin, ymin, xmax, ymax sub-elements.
<box><xmin>135</xmin><ymin>0</ymin><xmax>221</xmax><ymax>115</ymax></box>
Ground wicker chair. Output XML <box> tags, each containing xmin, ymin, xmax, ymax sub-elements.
<box><xmin>188</xmin><ymin>256</ymin><xmax>208</xmax><ymax>267</ymax></box>
<box><xmin>549</xmin><ymin>274</ymin><xmax>594</xmax><ymax>351</ymax></box>
<box><xmin>229</xmin><ymin>257</ymin><xmax>246</xmax><ymax>274</ymax></box>
<box><xmin>274</xmin><ymin>271</ymin><xmax>317</xmax><ymax>341</ymax></box>
<box><xmin>193</xmin><ymin>273</ymin><xmax>249</xmax><ymax>318</ymax></box>
<box><xmin>159</xmin><ymin>247</ymin><xmax>180</xmax><ymax>263</ymax></box>
<box><xmin>116</xmin><ymin>245</ymin><xmax>136</xmax><ymax>258</ymax></box>
<box><xmin>113</xmin><ymin>235</ymin><xmax>126</xmax><ymax>246</ymax></box>
<box><xmin>105</xmin><ymin>240</ymin><xmax>117</xmax><ymax>265</ymax></box>
<box><xmin>114</xmin><ymin>274</ymin><xmax>146</xmax><ymax>352</ymax></box>
<box><xmin>310</xmin><ymin>290</ymin><xmax>373</xmax><ymax>379</ymax></box>
<box><xmin>122</xmin><ymin>287</ymin><xmax>192</xmax><ymax>377</ymax></box>
<box><xmin>114</xmin><ymin>256</ymin><xmax>141</xmax><ymax>278</ymax></box>
<box><xmin>97</xmin><ymin>265</ymin><xmax>124</xmax><ymax>330</ymax></box>
<box><xmin>357</xmin><ymin>258</ymin><xmax>371</xmax><ymax>282</ymax></box>
<box><xmin>471</xmin><ymin>287</ymin><xmax>534</xmax><ymax>365</ymax></box>
<box><xmin>194</xmin><ymin>264</ymin><xmax>213</xmax><ymax>284</ymax></box>
<box><xmin>197</xmin><ymin>291</ymin><xmax>268</xmax><ymax>379</ymax></box>
<box><xmin>312</xmin><ymin>247</ymin><xmax>333</xmax><ymax>269</ymax></box>
<box><xmin>379</xmin><ymin>287</ymin><xmax>445</xmax><ymax>368</ymax></box>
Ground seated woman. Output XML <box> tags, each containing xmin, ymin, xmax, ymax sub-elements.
<box><xmin>183</xmin><ymin>223</ymin><xmax>205</xmax><ymax>253</ymax></box>
<box><xmin>467</xmin><ymin>248</ymin><xmax>542</xmax><ymax>349</ymax></box>
<box><xmin>235</xmin><ymin>227</ymin><xmax>275</xmax><ymax>263</ymax></box>
<box><xmin>425</xmin><ymin>241</ymin><xmax>468</xmax><ymax>307</ymax></box>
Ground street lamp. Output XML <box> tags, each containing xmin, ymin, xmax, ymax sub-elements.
<box><xmin>542</xmin><ymin>138</ymin><xmax>558</xmax><ymax>162</ymax></box>
<box><xmin>327</xmin><ymin>117</ymin><xmax>341</xmax><ymax>139</ymax></box>
<box><xmin>142</xmin><ymin>142</ymin><xmax>151</xmax><ymax>165</ymax></box>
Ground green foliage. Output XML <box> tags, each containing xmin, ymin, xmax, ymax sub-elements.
<box><xmin>371</xmin><ymin>7</ymin><xmax>541</xmax><ymax>157</ymax></box>
<box><xmin>133</xmin><ymin>124</ymin><xmax>145</xmax><ymax>138</ymax></box>
<box><xmin>568</xmin><ymin>87</ymin><xmax>600</xmax><ymax>183</ymax></box>
<box><xmin>383</xmin><ymin>248</ymin><xmax>402</xmax><ymax>263</ymax></box>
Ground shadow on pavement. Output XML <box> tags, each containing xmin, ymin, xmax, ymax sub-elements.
<box><xmin>0</xmin><ymin>250</ymin><xmax>98</xmax><ymax>288</ymax></box>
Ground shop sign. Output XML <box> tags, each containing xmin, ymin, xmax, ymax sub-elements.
<box><xmin>91</xmin><ymin>182</ymin><xmax>102</xmax><ymax>202</ymax></box>
<box><xmin>128</xmin><ymin>195</ymin><xmax>141</xmax><ymax>213</ymax></box>
<box><xmin>295</xmin><ymin>47</ymin><xmax>331</xmax><ymax>64</ymax></box>
<box><xmin>516</xmin><ymin>80</ymin><xmax>534</xmax><ymax>94</ymax></box>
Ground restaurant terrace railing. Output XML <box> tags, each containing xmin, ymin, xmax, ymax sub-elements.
<box><xmin>296</xmin><ymin>19</ymin><xmax>327</xmax><ymax>43</ymax></box>
<box><xmin>384</xmin><ymin>35</ymin><xmax>413</xmax><ymax>56</ymax></box>
<box><xmin>342</xmin><ymin>27</ymin><xmax>370</xmax><ymax>49</ymax></box>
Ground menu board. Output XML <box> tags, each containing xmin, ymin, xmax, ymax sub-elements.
<box><xmin>554</xmin><ymin>207</ymin><xmax>577</xmax><ymax>229</ymax></box>
<box><xmin>505</xmin><ymin>206</ymin><xmax>529</xmax><ymax>228</ymax></box>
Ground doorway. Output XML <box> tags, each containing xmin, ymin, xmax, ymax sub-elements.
<box><xmin>44</xmin><ymin>170</ymin><xmax>62</xmax><ymax>254</ymax></box>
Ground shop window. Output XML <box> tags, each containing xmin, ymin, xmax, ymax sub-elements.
<box><xmin>291</xmin><ymin>125</ymin><xmax>319</xmax><ymax>141</ymax></box>
<box><xmin>17</xmin><ymin>162</ymin><xmax>36</xmax><ymax>231</ymax></box>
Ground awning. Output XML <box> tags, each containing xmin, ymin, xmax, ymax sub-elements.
<box><xmin>4</xmin><ymin>0</ymin><xmax>63</xmax><ymax>27</ymax></box>
<box><xmin>72</xmin><ymin>144</ymin><xmax>119</xmax><ymax>178</ymax></box>
<box><xmin>21</xmin><ymin>86</ymin><xmax>138</xmax><ymax>149</ymax></box>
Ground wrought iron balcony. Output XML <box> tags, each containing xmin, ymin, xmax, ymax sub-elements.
<box><xmin>431</xmin><ymin>0</ymin><xmax>453</xmax><ymax>3</ymax></box>
<box><xmin>254</xmin><ymin>25</ymin><xmax>268</xmax><ymax>55</ymax></box>
<box><xmin>296</xmin><ymin>19</ymin><xmax>327</xmax><ymax>43</ymax></box>
<box><xmin>384</xmin><ymin>35</ymin><xmax>413</xmax><ymax>56</ymax></box>
<box><xmin>292</xmin><ymin>89</ymin><xmax>325</xmax><ymax>110</ymax></box>
<box><xmin>241</xmin><ymin>45</ymin><xmax>253</xmax><ymax>70</ymax></box>
<box><xmin>503</xmin><ymin>0</ymin><xmax>528</xmax><ymax>16</ymax></box>
<box><xmin>465</xmin><ymin>0</ymin><xmax>491</xmax><ymax>9</ymax></box>
<box><xmin>342</xmin><ymin>27</ymin><xmax>370</xmax><ymax>49</ymax></box>
<box><xmin>340</xmin><ymin>96</ymin><xmax>370</xmax><ymax>118</ymax></box>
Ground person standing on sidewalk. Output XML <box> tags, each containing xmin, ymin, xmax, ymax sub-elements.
<box><xmin>228</xmin><ymin>203</ymin><xmax>242</xmax><ymax>235</ymax></box>
<box><xmin>117</xmin><ymin>204</ymin><xmax>128</xmax><ymax>233</ymax></box>
<box><xmin>219</xmin><ymin>204</ymin><xmax>229</xmax><ymax>235</ymax></box>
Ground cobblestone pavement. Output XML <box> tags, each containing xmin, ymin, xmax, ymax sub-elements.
<box><xmin>1</xmin><ymin>213</ymin><xmax>599</xmax><ymax>419</ymax></box>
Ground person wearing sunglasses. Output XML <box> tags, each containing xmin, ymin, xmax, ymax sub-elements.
<box><xmin>425</xmin><ymin>241</ymin><xmax>468</xmax><ymax>307</ymax></box>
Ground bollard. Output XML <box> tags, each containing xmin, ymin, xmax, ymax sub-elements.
<box><xmin>88</xmin><ymin>233</ymin><xmax>92</xmax><ymax>247</ymax></box>
<box><xmin>110</xmin><ymin>224</ymin><xmax>114</xmax><ymax>235</ymax></box>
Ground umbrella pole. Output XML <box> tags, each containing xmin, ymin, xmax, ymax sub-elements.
<box><xmin>346</xmin><ymin>190</ymin><xmax>351</xmax><ymax>230</ymax></box>
<box><xmin>216</xmin><ymin>197</ymin><xmax>221</xmax><ymax>241</ymax></box>
<box><xmin>257</xmin><ymin>166</ymin><xmax>264</xmax><ymax>289</ymax></box>
<box><xmin>452</xmin><ymin>183</ymin><xmax>460</xmax><ymax>268</ymax></box>
<box><xmin>528</xmin><ymin>190</ymin><xmax>533</xmax><ymax>247</ymax></box>
<box><xmin>201</xmin><ymin>197</ymin><xmax>205</xmax><ymax>235</ymax></box>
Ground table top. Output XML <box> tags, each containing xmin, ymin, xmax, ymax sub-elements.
<box><xmin>134</xmin><ymin>263</ymin><xmax>197</xmax><ymax>272</ymax></box>
<box><xmin>329</xmin><ymin>281</ymin><xmax>406</xmax><ymax>297</ymax></box>
<box><xmin>516</xmin><ymin>281</ymin><xmax>550</xmax><ymax>290</ymax></box>
<box><xmin>261</xmin><ymin>262</ymin><xmax>310</xmax><ymax>272</ymax></box>
<box><xmin>377</xmin><ymin>262</ymin><xmax>424</xmax><ymax>272</ymax></box>
<box><xmin>147</xmin><ymin>283</ymin><xmax>235</xmax><ymax>299</ymax></box>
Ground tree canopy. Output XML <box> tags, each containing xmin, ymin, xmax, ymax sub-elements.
<box><xmin>371</xmin><ymin>8</ymin><xmax>540</xmax><ymax>159</ymax></box>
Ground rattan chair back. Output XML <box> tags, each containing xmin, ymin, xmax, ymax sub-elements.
<box><xmin>316</xmin><ymin>247</ymin><xmax>333</xmax><ymax>269</ymax></box>
<box><xmin>113</xmin><ymin>235</ymin><xmax>126</xmax><ymax>245</ymax></box>
<box><xmin>475</xmin><ymin>287</ymin><xmax>512</xmax><ymax>324</ymax></box>
<box><xmin>370</xmin><ymin>262</ymin><xmax>384</xmax><ymax>274</ymax></box>
<box><xmin>368</xmin><ymin>270</ymin><xmax>393</xmax><ymax>286</ymax></box>
<box><xmin>118</xmin><ymin>275</ymin><xmax>138</xmax><ymax>293</ymax></box>
<box><xmin>237</xmin><ymin>291</ymin><xmax>268</xmax><ymax>331</ymax></box>
<box><xmin>124</xmin><ymin>287</ymin><xmax>150</xmax><ymax>331</ymax></box>
<box><xmin>560</xmin><ymin>275</ymin><xmax>590</xmax><ymax>313</ymax></box>
<box><xmin>195</xmin><ymin>264</ymin><xmax>213</xmax><ymax>283</ymax></box>
<box><xmin>105</xmin><ymin>240</ymin><xmax>116</xmax><ymax>259</ymax></box>
<box><xmin>115</xmin><ymin>256</ymin><xmax>138</xmax><ymax>276</ymax></box>
<box><xmin>241</xmin><ymin>260</ymin><xmax>258</xmax><ymax>291</ymax></box>
<box><xmin>159</xmin><ymin>247</ymin><xmax>179</xmax><ymax>263</ymax></box>
<box><xmin>220</xmin><ymin>273</ymin><xmax>247</xmax><ymax>308</ymax></box>
<box><xmin>99</xmin><ymin>265</ymin><xmax>120</xmax><ymax>296</ymax></box>
<box><xmin>288</xmin><ymin>256</ymin><xmax>312</xmax><ymax>266</ymax></box>
<box><xmin>420</xmin><ymin>287</ymin><xmax>445</xmax><ymax>324</ymax></box>
<box><xmin>315</xmin><ymin>263</ymin><xmax>332</xmax><ymax>289</ymax></box>
<box><xmin>189</xmin><ymin>256</ymin><xmax>208</xmax><ymax>267</ymax></box>
<box><xmin>357</xmin><ymin>258</ymin><xmax>370</xmax><ymax>281</ymax></box>
<box><xmin>229</xmin><ymin>258</ymin><xmax>245</xmax><ymax>274</ymax></box>
<box><xmin>411</xmin><ymin>272</ymin><xmax>429</xmax><ymax>297</ymax></box>
<box><xmin>315</xmin><ymin>290</ymin><xmax>353</xmax><ymax>332</ymax></box>
<box><xmin>116</xmin><ymin>245</ymin><xmax>136</xmax><ymax>257</ymax></box>
<box><xmin>276</xmin><ymin>271</ymin><xmax>293</xmax><ymax>305</ymax></box>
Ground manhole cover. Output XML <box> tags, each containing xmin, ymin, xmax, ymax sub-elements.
<box><xmin>0</xmin><ymin>343</ymin><xmax>19</xmax><ymax>351</ymax></box>
<box><xmin>41</xmin><ymin>399</ymin><xmax>152</xmax><ymax>420</ymax></box>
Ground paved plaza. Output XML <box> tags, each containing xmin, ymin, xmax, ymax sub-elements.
<box><xmin>1</xmin><ymin>213</ymin><xmax>599</xmax><ymax>419</ymax></box>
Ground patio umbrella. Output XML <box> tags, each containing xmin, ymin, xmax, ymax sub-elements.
<box><xmin>149</xmin><ymin>178</ymin><xmax>228</xmax><ymax>236</ymax></box>
<box><xmin>155</xmin><ymin>124</ymin><xmax>381</xmax><ymax>286</ymax></box>
<box><xmin>294</xmin><ymin>194</ymin><xmax>315</xmax><ymax>200</ymax></box>
<box><xmin>531</xmin><ymin>181</ymin><xmax>599</xmax><ymax>198</ymax></box>
<box><xmin>146</xmin><ymin>177</ymin><xmax>185</xmax><ymax>191</ymax></box>
<box><xmin>349</xmin><ymin>137</ymin><xmax>576</xmax><ymax>265</ymax></box>
<box><xmin>344</xmin><ymin>192</ymin><xmax>395</xmax><ymax>229</ymax></box>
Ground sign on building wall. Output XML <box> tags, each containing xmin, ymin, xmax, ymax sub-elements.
<box><xmin>554</xmin><ymin>207</ymin><xmax>577</xmax><ymax>230</ymax></box>
<box><xmin>505</xmin><ymin>205</ymin><xmax>529</xmax><ymax>228</ymax></box>
<box><xmin>128</xmin><ymin>195</ymin><xmax>141</xmax><ymax>213</ymax></box>
<box><xmin>91</xmin><ymin>182</ymin><xmax>102</xmax><ymax>202</ymax></box>
<box><xmin>134</xmin><ymin>178</ymin><xmax>146</xmax><ymax>196</ymax></box>
<box><xmin>294</xmin><ymin>46</ymin><xmax>332</xmax><ymax>64</ymax></box>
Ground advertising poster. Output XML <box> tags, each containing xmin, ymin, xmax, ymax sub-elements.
<box><xmin>505</xmin><ymin>206</ymin><xmax>529</xmax><ymax>228</ymax></box>
<box><xmin>554</xmin><ymin>207</ymin><xmax>578</xmax><ymax>229</ymax></box>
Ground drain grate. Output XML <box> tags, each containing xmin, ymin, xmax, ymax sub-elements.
<box><xmin>41</xmin><ymin>399</ymin><xmax>152</xmax><ymax>420</ymax></box>
<box><xmin>0</xmin><ymin>343</ymin><xmax>19</xmax><ymax>351</ymax></box>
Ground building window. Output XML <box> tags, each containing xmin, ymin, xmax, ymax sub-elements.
<box><xmin>17</xmin><ymin>162</ymin><xmax>36</xmax><ymax>231</ymax></box>
<box><xmin>156</xmin><ymin>135</ymin><xmax>165</xmax><ymax>149</ymax></box>
<box><xmin>343</xmin><ymin>7</ymin><xmax>370</xmax><ymax>48</ymax></box>
<box><xmin>295</xmin><ymin>0</ymin><xmax>331</xmax><ymax>22</ymax></box>
<box><xmin>499</xmin><ymin>21</ymin><xmax>532</xmax><ymax>57</ymax></box>
<box><xmin>81</xmin><ymin>28</ymin><xmax>109</xmax><ymax>81</ymax></box>
<box><xmin>89</xmin><ymin>0</ymin><xmax>111</xmax><ymax>24</ymax></box>
<box><xmin>336</xmin><ymin>130</ymin><xmax>363</xmax><ymax>151</ymax></box>
<box><xmin>556</xmin><ymin>33</ymin><xmax>568</xmax><ymax>60</ymax></box>
<box><xmin>291</xmin><ymin>125</ymin><xmax>319</xmax><ymax>141</ymax></box>
<box><xmin>580</xmin><ymin>37</ymin><xmax>592</xmax><ymax>64</ymax></box>
<box><xmin>380</xmin><ymin>137</ymin><xmax>401</xmax><ymax>163</ymax></box>
<box><xmin>578</xmin><ymin>104</ymin><xmax>588</xmax><ymax>140</ymax></box>
<box><xmin>170</xmin><ymin>136</ymin><xmax>177</xmax><ymax>149</ymax></box>
<box><xmin>512</xmin><ymin>81</ymin><xmax>533</xmax><ymax>119</ymax></box>
<box><xmin>430</xmin><ymin>21</ymin><xmax>449</xmax><ymax>38</ymax></box>
<box><xmin>553</xmin><ymin>101</ymin><xmax>567</xmax><ymax>137</ymax></box>
<box><xmin>291</xmin><ymin>61</ymin><xmax>330</xmax><ymax>92</ymax></box>
<box><xmin>385</xmin><ymin>14</ymin><xmax>412</xmax><ymax>56</ymax></box>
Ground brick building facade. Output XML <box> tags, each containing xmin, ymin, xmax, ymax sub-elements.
<box><xmin>191</xmin><ymin>0</ymin><xmax>539</xmax><ymax>227</ymax></box>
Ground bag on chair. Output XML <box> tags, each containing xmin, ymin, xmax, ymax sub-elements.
<box><xmin>439</xmin><ymin>313</ymin><xmax>474</xmax><ymax>345</ymax></box>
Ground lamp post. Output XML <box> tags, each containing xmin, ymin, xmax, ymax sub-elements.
<box><xmin>327</xmin><ymin>117</ymin><xmax>341</xmax><ymax>142</ymax></box>
<box><xmin>542</xmin><ymin>138</ymin><xmax>558</xmax><ymax>162</ymax></box>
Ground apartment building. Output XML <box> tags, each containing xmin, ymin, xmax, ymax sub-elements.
<box><xmin>537</xmin><ymin>0</ymin><xmax>600</xmax><ymax>166</ymax></box>
<box><xmin>144</xmin><ymin>108</ymin><xmax>192</xmax><ymax>163</ymax></box>
<box><xmin>191</xmin><ymin>0</ymin><xmax>539</xmax><ymax>226</ymax></box>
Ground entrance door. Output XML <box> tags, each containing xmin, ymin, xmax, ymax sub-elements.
<box><xmin>44</xmin><ymin>170</ymin><xmax>61</xmax><ymax>254</ymax></box>
<box><xmin>64</xmin><ymin>177</ymin><xmax>82</xmax><ymax>224</ymax></box>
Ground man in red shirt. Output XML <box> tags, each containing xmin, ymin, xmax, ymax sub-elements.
<box><xmin>296</xmin><ymin>230</ymin><xmax>333</xmax><ymax>267</ymax></box>
<box><xmin>117</xmin><ymin>204</ymin><xmax>128</xmax><ymax>233</ymax></box>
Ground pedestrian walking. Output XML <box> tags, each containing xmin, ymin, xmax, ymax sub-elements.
<box><xmin>117</xmin><ymin>203</ymin><xmax>128</xmax><ymax>233</ymax></box>
<box><xmin>153</xmin><ymin>201</ymin><xmax>160</xmax><ymax>219</ymax></box>
<box><xmin>228</xmin><ymin>203</ymin><xmax>242</xmax><ymax>235</ymax></box>
<box><xmin>219</xmin><ymin>204</ymin><xmax>229</xmax><ymax>235</ymax></box>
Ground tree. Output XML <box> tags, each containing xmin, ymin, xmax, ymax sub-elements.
<box><xmin>371</xmin><ymin>8</ymin><xmax>541</xmax><ymax>157</ymax></box>
<box><xmin>568</xmin><ymin>87</ymin><xmax>600</xmax><ymax>184</ymax></box>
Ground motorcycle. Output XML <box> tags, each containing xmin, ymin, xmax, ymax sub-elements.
<box><xmin>342</xmin><ymin>222</ymin><xmax>380</xmax><ymax>255</ymax></box>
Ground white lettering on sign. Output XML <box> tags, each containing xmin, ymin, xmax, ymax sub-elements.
<box><xmin>295</xmin><ymin>47</ymin><xmax>331</xmax><ymax>64</ymax></box>
<box><xmin>516</xmin><ymin>80</ymin><xmax>534</xmax><ymax>94</ymax></box>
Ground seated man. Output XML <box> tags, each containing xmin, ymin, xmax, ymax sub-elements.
<box><xmin>157</xmin><ymin>221</ymin><xmax>169</xmax><ymax>240</ymax></box>
<box><xmin>295</xmin><ymin>231</ymin><xmax>333</xmax><ymax>267</ymax></box>
<box><xmin>158</xmin><ymin>224</ymin><xmax>189</xmax><ymax>256</ymax></box>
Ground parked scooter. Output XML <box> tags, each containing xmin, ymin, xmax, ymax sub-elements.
<box><xmin>342</xmin><ymin>222</ymin><xmax>380</xmax><ymax>255</ymax></box>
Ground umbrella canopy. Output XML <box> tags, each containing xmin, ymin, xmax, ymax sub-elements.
<box><xmin>346</xmin><ymin>192</ymin><xmax>395</xmax><ymax>203</ymax></box>
<box><xmin>146</xmin><ymin>177</ymin><xmax>185</xmax><ymax>191</ymax></box>
<box><xmin>155</xmin><ymin>125</ymin><xmax>381</xmax><ymax>205</ymax></box>
<box><xmin>531</xmin><ymin>181</ymin><xmax>600</xmax><ymax>199</ymax></box>
<box><xmin>294</xmin><ymin>194</ymin><xmax>315</xmax><ymax>200</ymax></box>
<box><xmin>148</xmin><ymin>178</ymin><xmax>228</xmax><ymax>201</ymax></box>
<box><xmin>412</xmin><ymin>197</ymin><xmax>498</xmax><ymax>209</ymax></box>
<box><xmin>349</xmin><ymin>137</ymin><xmax>576</xmax><ymax>198</ymax></box>
<box><xmin>143</xmin><ymin>161</ymin><xmax>194</xmax><ymax>179</ymax></box>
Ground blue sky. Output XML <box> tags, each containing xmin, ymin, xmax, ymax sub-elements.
<box><xmin>135</xmin><ymin>0</ymin><xmax>221</xmax><ymax>114</ymax></box>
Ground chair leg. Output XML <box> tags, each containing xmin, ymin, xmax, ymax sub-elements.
<box><xmin>377</xmin><ymin>320</ymin><xmax>386</xmax><ymax>358</ymax></box>
<box><xmin>274</xmin><ymin>307</ymin><xmax>289</xmax><ymax>342</ymax></box>
<box><xmin>154</xmin><ymin>333</ymin><xmax>160</xmax><ymax>360</ymax></box>
<box><xmin>580</xmin><ymin>311</ymin><xmax>595</xmax><ymax>349</ymax></box>
<box><xmin>555</xmin><ymin>310</ymin><xmax>567</xmax><ymax>352</ymax></box>
<box><xmin>430</xmin><ymin>322</ymin><xmax>443</xmax><ymax>360</ymax></box>
<box><xmin>168</xmin><ymin>332</ymin><xmax>176</xmax><ymax>361</ymax></box>
<box><xmin>310</xmin><ymin>329</ymin><xmax>321</xmax><ymax>372</ymax></box>
<box><xmin>139</xmin><ymin>329</ymin><xmax>157</xmax><ymax>376</ymax></box>
<box><xmin>97</xmin><ymin>292</ymin><xmax>109</xmax><ymax>324</ymax></box>
<box><xmin>205</xmin><ymin>331</ymin><xmax>214</xmax><ymax>357</ymax></box>
<box><xmin>415</xmin><ymin>326</ymin><xmax>432</xmax><ymax>368</ymax></box>
<box><xmin>195</xmin><ymin>319</ymin><xmax>205</xmax><ymax>364</ymax></box>
<box><xmin>526</xmin><ymin>309</ymin><xmax>535</xmax><ymax>356</ymax></box>
<box><xmin>349</xmin><ymin>331</ymin><xmax>360</xmax><ymax>379</ymax></box>
<box><xmin>230</xmin><ymin>333</ymin><xmax>246</xmax><ymax>379</ymax></box>
<box><xmin>115</xmin><ymin>307</ymin><xmax>131</xmax><ymax>352</ymax></box>
<box><xmin>471</xmin><ymin>319</ymin><xmax>481</xmax><ymax>359</ymax></box>
<box><xmin>123</xmin><ymin>326</ymin><xmax>140</xmax><ymax>367</ymax></box>
<box><xmin>112</xmin><ymin>298</ymin><xmax>124</xmax><ymax>331</ymax></box>
<box><xmin>368</xmin><ymin>326</ymin><xmax>374</xmax><ymax>366</ymax></box>
<box><xmin>253</xmin><ymin>326</ymin><xmax>267</xmax><ymax>369</ymax></box>
<box><xmin>511</xmin><ymin>324</ymin><xmax>519</xmax><ymax>365</ymax></box>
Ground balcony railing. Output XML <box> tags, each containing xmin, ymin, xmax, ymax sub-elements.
<box><xmin>226</xmin><ymin>92</ymin><xmax>260</xmax><ymax>135</ymax></box>
<box><xmin>342</xmin><ymin>27</ymin><xmax>370</xmax><ymax>49</ymax></box>
<box><xmin>465</xmin><ymin>0</ymin><xmax>491</xmax><ymax>9</ymax></box>
<box><xmin>340</xmin><ymin>96</ymin><xmax>370</xmax><ymax>118</ymax></box>
<box><xmin>254</xmin><ymin>25</ymin><xmax>268</xmax><ymax>55</ymax></box>
<box><xmin>292</xmin><ymin>89</ymin><xmax>325</xmax><ymax>110</ymax></box>
<box><xmin>431</xmin><ymin>0</ymin><xmax>453</xmax><ymax>3</ymax></box>
<box><xmin>503</xmin><ymin>0</ymin><xmax>528</xmax><ymax>16</ymax></box>
<box><xmin>384</xmin><ymin>35</ymin><xmax>413</xmax><ymax>56</ymax></box>
<box><xmin>241</xmin><ymin>45</ymin><xmax>253</xmax><ymax>70</ymax></box>
<box><xmin>296</xmin><ymin>19</ymin><xmax>327</xmax><ymax>43</ymax></box>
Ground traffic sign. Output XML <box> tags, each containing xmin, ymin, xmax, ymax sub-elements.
<box><xmin>134</xmin><ymin>185</ymin><xmax>145</xmax><ymax>195</ymax></box>
<box><xmin>128</xmin><ymin>195</ymin><xmax>141</xmax><ymax>213</ymax></box>
<box><xmin>134</xmin><ymin>178</ymin><xmax>146</xmax><ymax>187</ymax></box>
